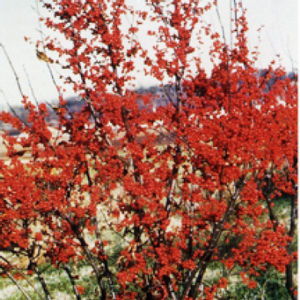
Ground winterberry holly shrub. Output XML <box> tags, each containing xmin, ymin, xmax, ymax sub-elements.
<box><xmin>0</xmin><ymin>0</ymin><xmax>297</xmax><ymax>299</ymax></box>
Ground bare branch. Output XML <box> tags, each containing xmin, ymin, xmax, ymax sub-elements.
<box><xmin>0</xmin><ymin>43</ymin><xmax>25</xmax><ymax>98</ymax></box>
<box><xmin>0</xmin><ymin>254</ymin><xmax>43</xmax><ymax>299</ymax></box>
<box><xmin>35</xmin><ymin>0</ymin><xmax>62</xmax><ymax>99</ymax></box>
<box><xmin>2</xmin><ymin>269</ymin><xmax>32</xmax><ymax>300</ymax></box>
<box><xmin>63</xmin><ymin>265</ymin><xmax>82</xmax><ymax>300</ymax></box>
<box><xmin>214</xmin><ymin>1</ymin><xmax>227</xmax><ymax>46</ymax></box>
<box><xmin>0</xmin><ymin>89</ymin><xmax>28</xmax><ymax>127</ymax></box>
<box><xmin>23</xmin><ymin>65</ymin><xmax>39</xmax><ymax>107</ymax></box>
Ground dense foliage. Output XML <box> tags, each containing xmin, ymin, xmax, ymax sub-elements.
<box><xmin>0</xmin><ymin>0</ymin><xmax>297</xmax><ymax>299</ymax></box>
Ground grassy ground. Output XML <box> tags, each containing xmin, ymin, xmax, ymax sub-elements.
<box><xmin>0</xmin><ymin>264</ymin><xmax>93</xmax><ymax>300</ymax></box>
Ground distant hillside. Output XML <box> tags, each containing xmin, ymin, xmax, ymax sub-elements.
<box><xmin>0</xmin><ymin>70</ymin><xmax>296</xmax><ymax>136</ymax></box>
<box><xmin>0</xmin><ymin>86</ymin><xmax>171</xmax><ymax>135</ymax></box>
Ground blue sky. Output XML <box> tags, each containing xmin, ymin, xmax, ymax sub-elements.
<box><xmin>0</xmin><ymin>0</ymin><xmax>298</xmax><ymax>109</ymax></box>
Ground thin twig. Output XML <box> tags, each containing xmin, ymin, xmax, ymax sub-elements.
<box><xmin>23</xmin><ymin>65</ymin><xmax>39</xmax><ymax>107</ymax></box>
<box><xmin>215</xmin><ymin>1</ymin><xmax>227</xmax><ymax>46</ymax></box>
<box><xmin>3</xmin><ymin>269</ymin><xmax>32</xmax><ymax>300</ymax></box>
<box><xmin>232</xmin><ymin>0</ymin><xmax>238</xmax><ymax>40</ymax></box>
<box><xmin>35</xmin><ymin>0</ymin><xmax>62</xmax><ymax>99</ymax></box>
<box><xmin>0</xmin><ymin>43</ymin><xmax>24</xmax><ymax>98</ymax></box>
<box><xmin>0</xmin><ymin>254</ymin><xmax>44</xmax><ymax>299</ymax></box>
<box><xmin>0</xmin><ymin>89</ymin><xmax>28</xmax><ymax>127</ymax></box>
